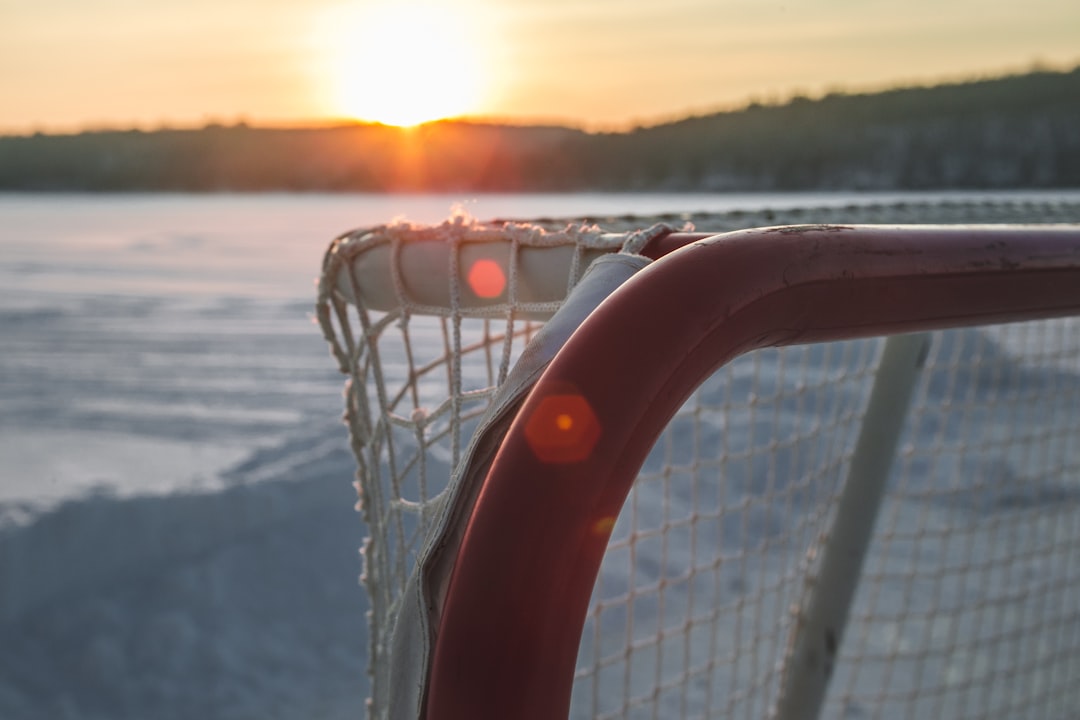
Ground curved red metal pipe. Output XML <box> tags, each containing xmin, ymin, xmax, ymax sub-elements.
<box><xmin>426</xmin><ymin>225</ymin><xmax>1080</xmax><ymax>719</ymax></box>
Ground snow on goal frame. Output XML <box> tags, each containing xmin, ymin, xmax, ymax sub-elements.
<box><xmin>316</xmin><ymin>216</ymin><xmax>1080</xmax><ymax>720</ymax></box>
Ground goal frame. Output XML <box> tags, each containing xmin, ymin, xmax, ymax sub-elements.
<box><xmin>421</xmin><ymin>224</ymin><xmax>1080</xmax><ymax>719</ymax></box>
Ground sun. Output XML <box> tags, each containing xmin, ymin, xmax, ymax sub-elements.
<box><xmin>320</xmin><ymin>2</ymin><xmax>485</xmax><ymax>127</ymax></box>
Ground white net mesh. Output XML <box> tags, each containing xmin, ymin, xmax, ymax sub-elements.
<box><xmin>571</xmin><ymin>321</ymin><xmax>1080</xmax><ymax>720</ymax></box>
<box><xmin>571</xmin><ymin>339</ymin><xmax>884</xmax><ymax>719</ymax></box>
<box><xmin>316</xmin><ymin>217</ymin><xmax>670</xmax><ymax>716</ymax></box>
<box><xmin>317</xmin><ymin>201</ymin><xmax>1080</xmax><ymax>720</ymax></box>
<box><xmin>830</xmin><ymin>320</ymin><xmax>1080</xmax><ymax>720</ymax></box>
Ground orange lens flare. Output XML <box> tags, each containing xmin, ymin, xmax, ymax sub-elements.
<box><xmin>592</xmin><ymin>516</ymin><xmax>617</xmax><ymax>536</ymax></box>
<box><xmin>467</xmin><ymin>259</ymin><xmax>506</xmax><ymax>299</ymax></box>
<box><xmin>524</xmin><ymin>393</ymin><xmax>600</xmax><ymax>464</ymax></box>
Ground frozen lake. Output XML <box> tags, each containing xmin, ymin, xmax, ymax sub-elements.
<box><xmin>1</xmin><ymin>191</ymin><xmax>1078</xmax><ymax>720</ymax></box>
<box><xmin>12</xmin><ymin>190</ymin><xmax>1075</xmax><ymax>508</ymax></box>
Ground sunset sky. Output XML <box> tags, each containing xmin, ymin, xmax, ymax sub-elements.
<box><xmin>2</xmin><ymin>0</ymin><xmax>1078</xmax><ymax>133</ymax></box>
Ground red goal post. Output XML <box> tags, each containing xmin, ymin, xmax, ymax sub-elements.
<box><xmin>424</xmin><ymin>225</ymin><xmax>1080</xmax><ymax>719</ymax></box>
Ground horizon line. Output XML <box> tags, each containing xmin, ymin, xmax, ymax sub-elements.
<box><xmin>3</xmin><ymin>60</ymin><xmax>1077</xmax><ymax>140</ymax></box>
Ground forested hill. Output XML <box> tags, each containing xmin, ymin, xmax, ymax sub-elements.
<box><xmin>2</xmin><ymin>66</ymin><xmax>1078</xmax><ymax>192</ymax></box>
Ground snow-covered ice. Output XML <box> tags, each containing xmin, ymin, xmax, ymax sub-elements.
<box><xmin>0</xmin><ymin>194</ymin><xmax>409</xmax><ymax>719</ymax></box>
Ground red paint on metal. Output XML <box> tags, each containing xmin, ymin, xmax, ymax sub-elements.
<box><xmin>640</xmin><ymin>230</ymin><xmax>713</xmax><ymax>259</ymax></box>
<box><xmin>425</xmin><ymin>225</ymin><xmax>1080</xmax><ymax>719</ymax></box>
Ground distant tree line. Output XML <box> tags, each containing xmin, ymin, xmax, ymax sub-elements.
<box><xmin>2</xmin><ymin>66</ymin><xmax>1078</xmax><ymax>192</ymax></box>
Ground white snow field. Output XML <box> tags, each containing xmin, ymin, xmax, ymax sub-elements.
<box><xmin>1</xmin><ymin>192</ymin><xmax>1079</xmax><ymax>720</ymax></box>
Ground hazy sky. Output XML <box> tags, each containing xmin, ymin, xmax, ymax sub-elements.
<box><xmin>2</xmin><ymin>0</ymin><xmax>1078</xmax><ymax>132</ymax></box>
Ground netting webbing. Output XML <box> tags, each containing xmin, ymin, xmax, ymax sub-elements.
<box><xmin>317</xmin><ymin>201</ymin><xmax>1080</xmax><ymax>719</ymax></box>
<box><xmin>571</xmin><ymin>321</ymin><xmax>1080</xmax><ymax>720</ymax></box>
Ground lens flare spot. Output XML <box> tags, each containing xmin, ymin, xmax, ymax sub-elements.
<box><xmin>524</xmin><ymin>393</ymin><xmax>600</xmax><ymax>464</ymax></box>
<box><xmin>467</xmin><ymin>258</ymin><xmax>506</xmax><ymax>299</ymax></box>
<box><xmin>592</xmin><ymin>516</ymin><xmax>617</xmax><ymax>536</ymax></box>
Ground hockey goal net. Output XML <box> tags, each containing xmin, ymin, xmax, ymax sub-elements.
<box><xmin>317</xmin><ymin>203</ymin><xmax>1080</xmax><ymax>720</ymax></box>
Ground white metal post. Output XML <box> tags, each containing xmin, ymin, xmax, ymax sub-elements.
<box><xmin>771</xmin><ymin>332</ymin><xmax>930</xmax><ymax>720</ymax></box>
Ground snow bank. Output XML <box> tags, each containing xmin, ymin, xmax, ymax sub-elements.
<box><xmin>0</xmin><ymin>424</ymin><xmax>371</xmax><ymax>720</ymax></box>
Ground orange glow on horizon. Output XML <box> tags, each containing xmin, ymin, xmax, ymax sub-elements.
<box><xmin>317</xmin><ymin>2</ymin><xmax>487</xmax><ymax>127</ymax></box>
<box><xmin>4</xmin><ymin>0</ymin><xmax>1080</xmax><ymax>134</ymax></box>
